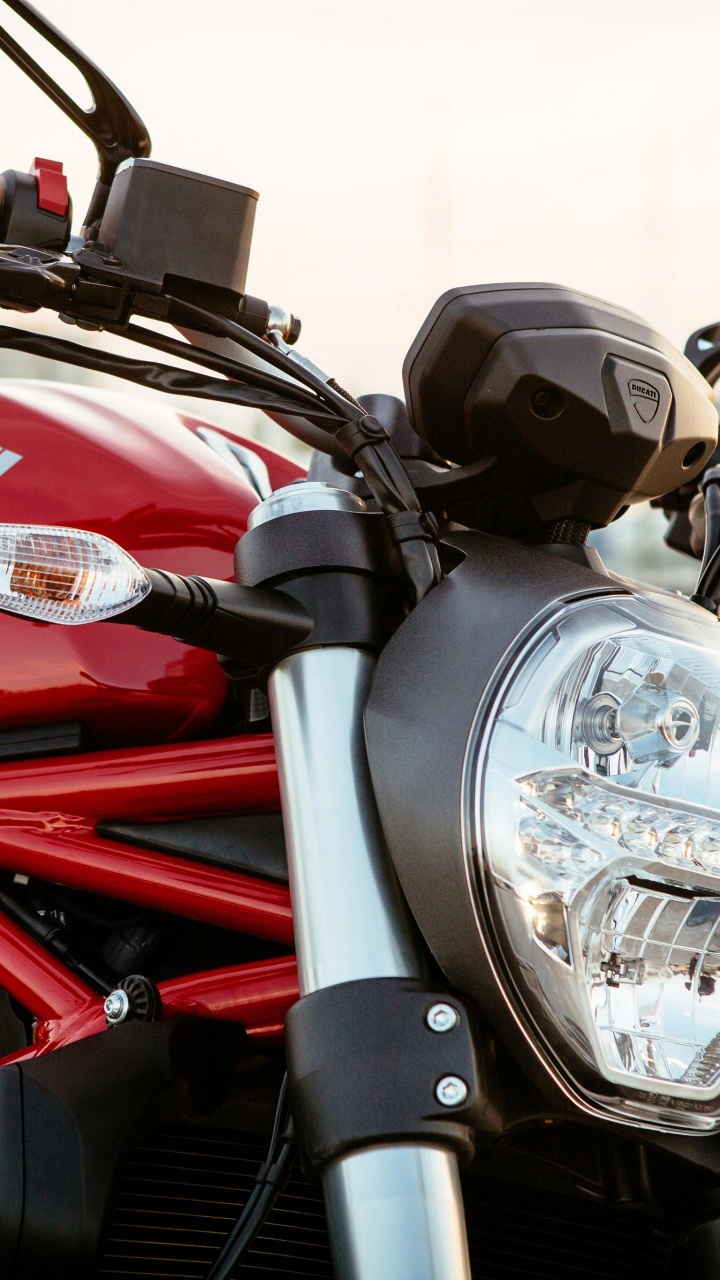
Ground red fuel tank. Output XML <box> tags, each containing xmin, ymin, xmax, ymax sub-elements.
<box><xmin>0</xmin><ymin>380</ymin><xmax>303</xmax><ymax>749</ymax></box>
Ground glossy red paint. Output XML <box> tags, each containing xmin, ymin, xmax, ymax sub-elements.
<box><xmin>0</xmin><ymin>731</ymin><xmax>291</xmax><ymax>1051</ymax></box>
<box><xmin>0</xmin><ymin>382</ymin><xmax>303</xmax><ymax>748</ymax></box>
<box><xmin>0</xmin><ymin>381</ymin><xmax>306</xmax><ymax>1069</ymax></box>
<box><xmin>0</xmin><ymin>734</ymin><xmax>285</xmax><ymax>927</ymax></box>
<box><xmin>0</xmin><ymin>818</ymin><xmax>292</xmax><ymax>940</ymax></box>
<box><xmin>158</xmin><ymin>955</ymin><xmax>299</xmax><ymax>1033</ymax></box>
<box><xmin>0</xmin><ymin>909</ymin><xmax>95</xmax><ymax>1019</ymax></box>
<box><xmin>0</xmin><ymin>734</ymin><xmax>279</xmax><ymax>820</ymax></box>
<box><xmin>7</xmin><ymin>956</ymin><xmax>300</xmax><ymax>1064</ymax></box>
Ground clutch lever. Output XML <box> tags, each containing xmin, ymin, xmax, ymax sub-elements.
<box><xmin>0</xmin><ymin>0</ymin><xmax>150</xmax><ymax>232</ymax></box>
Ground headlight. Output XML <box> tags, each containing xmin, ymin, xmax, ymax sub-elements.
<box><xmin>470</xmin><ymin>590</ymin><xmax>720</xmax><ymax>1131</ymax></box>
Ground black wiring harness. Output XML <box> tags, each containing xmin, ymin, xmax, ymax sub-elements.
<box><xmin>0</xmin><ymin>295</ymin><xmax>442</xmax><ymax>607</ymax></box>
<box><xmin>204</xmin><ymin>1074</ymin><xmax>295</xmax><ymax>1280</ymax></box>
<box><xmin>168</xmin><ymin>298</ymin><xmax>442</xmax><ymax>608</ymax></box>
<box><xmin>694</xmin><ymin>465</ymin><xmax>720</xmax><ymax>605</ymax></box>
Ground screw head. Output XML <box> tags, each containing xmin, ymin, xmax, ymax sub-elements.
<box><xmin>426</xmin><ymin>1002</ymin><xmax>460</xmax><ymax>1033</ymax></box>
<box><xmin>104</xmin><ymin>989</ymin><xmax>130</xmax><ymax>1025</ymax></box>
<box><xmin>530</xmin><ymin>386</ymin><xmax>565</xmax><ymax>420</ymax></box>
<box><xmin>435</xmin><ymin>1075</ymin><xmax>469</xmax><ymax>1108</ymax></box>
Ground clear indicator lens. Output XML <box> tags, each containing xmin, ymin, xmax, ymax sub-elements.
<box><xmin>0</xmin><ymin>524</ymin><xmax>150</xmax><ymax>624</ymax></box>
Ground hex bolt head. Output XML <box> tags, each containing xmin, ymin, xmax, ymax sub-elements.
<box><xmin>435</xmin><ymin>1075</ymin><xmax>469</xmax><ymax>1108</ymax></box>
<box><xmin>426</xmin><ymin>1002</ymin><xmax>460</xmax><ymax>1033</ymax></box>
<box><xmin>104</xmin><ymin>989</ymin><xmax>130</xmax><ymax>1025</ymax></box>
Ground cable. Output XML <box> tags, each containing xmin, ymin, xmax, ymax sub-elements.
<box><xmin>113</xmin><ymin>322</ymin><xmax>349</xmax><ymax>458</ymax></box>
<box><xmin>0</xmin><ymin>881</ymin><xmax>112</xmax><ymax>994</ymax></box>
<box><xmin>205</xmin><ymin>1074</ymin><xmax>295</xmax><ymax>1280</ymax></box>
<box><xmin>119</xmin><ymin>322</ymin><xmax>326</xmax><ymax>406</ymax></box>
<box><xmin>165</xmin><ymin>297</ymin><xmax>361</xmax><ymax>422</ymax></box>
<box><xmin>0</xmin><ymin>325</ymin><xmax>339</xmax><ymax>424</ymax></box>
<box><xmin>165</xmin><ymin>300</ymin><xmax>443</xmax><ymax>604</ymax></box>
<box><xmin>262</xmin><ymin>409</ymin><xmax>349</xmax><ymax>459</ymax></box>
<box><xmin>698</xmin><ymin>542</ymin><xmax>720</xmax><ymax>602</ymax></box>
<box><xmin>0</xmin><ymin>305</ymin><xmax>442</xmax><ymax>605</ymax></box>
<box><xmin>696</xmin><ymin>467</ymin><xmax>720</xmax><ymax>599</ymax></box>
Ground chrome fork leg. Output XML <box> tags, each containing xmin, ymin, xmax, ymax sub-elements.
<box><xmin>324</xmin><ymin>1146</ymin><xmax>470</xmax><ymax>1280</ymax></box>
<box><xmin>269</xmin><ymin>644</ymin><xmax>472</xmax><ymax>1280</ymax></box>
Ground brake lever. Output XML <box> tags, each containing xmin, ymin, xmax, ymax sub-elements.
<box><xmin>0</xmin><ymin>0</ymin><xmax>150</xmax><ymax>232</ymax></box>
<box><xmin>0</xmin><ymin>246</ymin><xmax>74</xmax><ymax>309</ymax></box>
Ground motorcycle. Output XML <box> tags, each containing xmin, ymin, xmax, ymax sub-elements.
<box><xmin>1</xmin><ymin>2</ymin><xmax>720</xmax><ymax>1278</ymax></box>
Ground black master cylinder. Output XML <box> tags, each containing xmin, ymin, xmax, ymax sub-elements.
<box><xmin>97</xmin><ymin>159</ymin><xmax>258</xmax><ymax>308</ymax></box>
<box><xmin>403</xmin><ymin>283</ymin><xmax>718</xmax><ymax>528</ymax></box>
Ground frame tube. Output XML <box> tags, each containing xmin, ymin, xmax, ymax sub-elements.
<box><xmin>0</xmin><ymin>908</ymin><xmax>95</xmax><ymax>1018</ymax></box>
<box><xmin>0</xmin><ymin>735</ymin><xmax>279</xmax><ymax>820</ymax></box>
<box><xmin>6</xmin><ymin>955</ymin><xmax>300</xmax><ymax>1064</ymax></box>
<box><xmin>0</xmin><ymin>822</ymin><xmax>292</xmax><ymax>941</ymax></box>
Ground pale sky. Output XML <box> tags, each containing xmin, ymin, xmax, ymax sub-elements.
<box><xmin>1</xmin><ymin>0</ymin><xmax>719</xmax><ymax>402</ymax></box>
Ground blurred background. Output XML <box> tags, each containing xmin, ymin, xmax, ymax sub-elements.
<box><xmin>0</xmin><ymin>0</ymin><xmax>719</xmax><ymax>591</ymax></box>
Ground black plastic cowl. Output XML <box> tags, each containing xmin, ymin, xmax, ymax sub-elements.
<box><xmin>363</xmin><ymin>533</ymin><xmax>624</xmax><ymax>1108</ymax></box>
<box><xmin>0</xmin><ymin>1022</ymin><xmax>175</xmax><ymax>1278</ymax></box>
<box><xmin>0</xmin><ymin>1017</ymin><xmax>256</xmax><ymax>1278</ymax></box>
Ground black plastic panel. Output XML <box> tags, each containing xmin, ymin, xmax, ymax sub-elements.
<box><xmin>365</xmin><ymin>530</ymin><xmax>619</xmax><ymax>1024</ymax></box>
<box><xmin>98</xmin><ymin>812</ymin><xmax>288</xmax><ymax>884</ymax></box>
<box><xmin>0</xmin><ymin>720</ymin><xmax>82</xmax><ymax>761</ymax></box>
<box><xmin>0</xmin><ymin>1066</ymin><xmax>22</xmax><ymax>1271</ymax></box>
<box><xmin>0</xmin><ymin>1021</ymin><xmax>176</xmax><ymax>1279</ymax></box>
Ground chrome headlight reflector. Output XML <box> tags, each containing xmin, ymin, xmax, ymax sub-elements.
<box><xmin>469</xmin><ymin>591</ymin><xmax>720</xmax><ymax>1130</ymax></box>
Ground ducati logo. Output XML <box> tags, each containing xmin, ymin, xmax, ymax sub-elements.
<box><xmin>628</xmin><ymin>379</ymin><xmax>660</xmax><ymax>424</ymax></box>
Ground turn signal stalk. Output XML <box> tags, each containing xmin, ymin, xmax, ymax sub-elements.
<box><xmin>0</xmin><ymin>523</ymin><xmax>312</xmax><ymax>672</ymax></box>
<box><xmin>119</xmin><ymin>568</ymin><xmax>313</xmax><ymax>670</ymax></box>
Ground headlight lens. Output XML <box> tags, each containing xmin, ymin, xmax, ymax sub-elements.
<box><xmin>470</xmin><ymin>590</ymin><xmax>720</xmax><ymax>1130</ymax></box>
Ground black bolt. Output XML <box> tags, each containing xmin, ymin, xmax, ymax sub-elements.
<box><xmin>530</xmin><ymin>386</ymin><xmax>565</xmax><ymax>420</ymax></box>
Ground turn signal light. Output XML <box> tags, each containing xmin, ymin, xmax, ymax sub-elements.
<box><xmin>0</xmin><ymin>524</ymin><xmax>150</xmax><ymax>623</ymax></box>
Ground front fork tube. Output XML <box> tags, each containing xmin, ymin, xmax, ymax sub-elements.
<box><xmin>269</xmin><ymin>645</ymin><xmax>472</xmax><ymax>1280</ymax></box>
<box><xmin>324</xmin><ymin>1146</ymin><xmax>471</xmax><ymax>1280</ymax></box>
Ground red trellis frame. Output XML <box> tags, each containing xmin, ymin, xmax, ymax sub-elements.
<box><xmin>0</xmin><ymin>733</ymin><xmax>299</xmax><ymax>1066</ymax></box>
